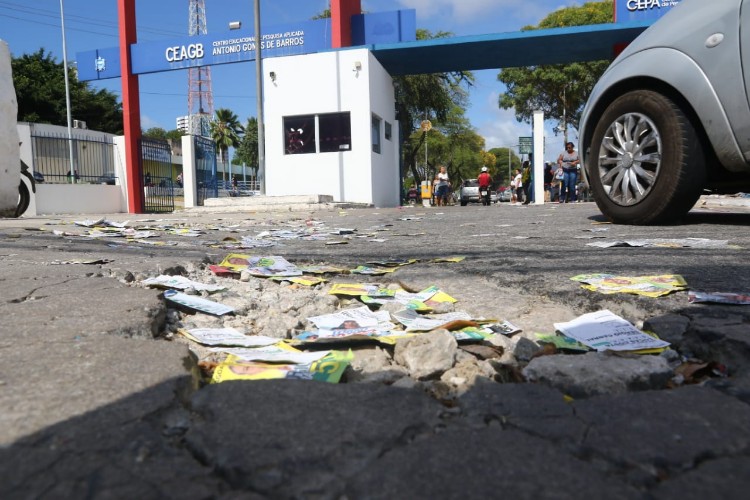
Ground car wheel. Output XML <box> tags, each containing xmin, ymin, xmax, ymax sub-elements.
<box><xmin>460</xmin><ymin>200</ymin><xmax>467</xmax><ymax>206</ymax></box>
<box><xmin>15</xmin><ymin>179</ymin><xmax>30</xmax><ymax>217</ymax></box>
<box><xmin>588</xmin><ymin>90</ymin><xmax>705</xmax><ymax>224</ymax></box>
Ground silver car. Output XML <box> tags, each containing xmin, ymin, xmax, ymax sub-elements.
<box><xmin>579</xmin><ymin>0</ymin><xmax>750</xmax><ymax>224</ymax></box>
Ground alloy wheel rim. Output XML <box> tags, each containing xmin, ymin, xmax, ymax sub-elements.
<box><xmin>597</xmin><ymin>112</ymin><xmax>661</xmax><ymax>206</ymax></box>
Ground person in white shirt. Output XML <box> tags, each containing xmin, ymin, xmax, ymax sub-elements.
<box><xmin>435</xmin><ymin>166</ymin><xmax>450</xmax><ymax>206</ymax></box>
<box><xmin>513</xmin><ymin>169</ymin><xmax>523</xmax><ymax>204</ymax></box>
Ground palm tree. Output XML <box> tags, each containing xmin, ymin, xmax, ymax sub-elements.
<box><xmin>210</xmin><ymin>108</ymin><xmax>243</xmax><ymax>183</ymax></box>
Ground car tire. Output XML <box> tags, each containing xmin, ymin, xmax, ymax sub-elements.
<box><xmin>588</xmin><ymin>90</ymin><xmax>705</xmax><ymax>225</ymax></box>
<box><xmin>460</xmin><ymin>200</ymin><xmax>467</xmax><ymax>206</ymax></box>
<box><xmin>15</xmin><ymin>179</ymin><xmax>30</xmax><ymax>217</ymax></box>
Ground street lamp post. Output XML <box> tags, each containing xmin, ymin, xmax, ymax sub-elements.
<box><xmin>254</xmin><ymin>0</ymin><xmax>266</xmax><ymax>194</ymax></box>
<box><xmin>59</xmin><ymin>0</ymin><xmax>75</xmax><ymax>184</ymax></box>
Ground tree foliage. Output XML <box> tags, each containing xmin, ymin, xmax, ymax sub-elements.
<box><xmin>12</xmin><ymin>49</ymin><xmax>123</xmax><ymax>134</ymax></box>
<box><xmin>232</xmin><ymin>116</ymin><xmax>259</xmax><ymax>167</ymax></box>
<box><xmin>497</xmin><ymin>1</ymin><xmax>613</xmax><ymax>139</ymax></box>
<box><xmin>396</xmin><ymin>29</ymin><xmax>474</xmax><ymax>185</ymax></box>
<box><xmin>210</xmin><ymin>108</ymin><xmax>243</xmax><ymax>180</ymax></box>
<box><xmin>488</xmin><ymin>147</ymin><xmax>522</xmax><ymax>186</ymax></box>
<box><xmin>408</xmin><ymin>105</ymin><xmax>486</xmax><ymax>188</ymax></box>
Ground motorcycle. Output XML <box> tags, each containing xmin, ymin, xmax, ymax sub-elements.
<box><xmin>479</xmin><ymin>185</ymin><xmax>491</xmax><ymax>206</ymax></box>
<box><xmin>15</xmin><ymin>158</ymin><xmax>36</xmax><ymax>217</ymax></box>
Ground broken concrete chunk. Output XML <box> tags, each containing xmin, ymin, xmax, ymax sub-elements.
<box><xmin>522</xmin><ymin>352</ymin><xmax>673</xmax><ymax>398</ymax></box>
<box><xmin>394</xmin><ymin>329</ymin><xmax>457</xmax><ymax>380</ymax></box>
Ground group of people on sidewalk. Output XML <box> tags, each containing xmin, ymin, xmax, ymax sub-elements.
<box><xmin>508</xmin><ymin>142</ymin><xmax>587</xmax><ymax>204</ymax></box>
<box><xmin>406</xmin><ymin>142</ymin><xmax>587</xmax><ymax>207</ymax></box>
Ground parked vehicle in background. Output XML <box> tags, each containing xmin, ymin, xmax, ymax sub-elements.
<box><xmin>459</xmin><ymin>179</ymin><xmax>499</xmax><ymax>205</ymax></box>
<box><xmin>497</xmin><ymin>186</ymin><xmax>512</xmax><ymax>202</ymax></box>
<box><xmin>578</xmin><ymin>0</ymin><xmax>750</xmax><ymax>224</ymax></box>
<box><xmin>459</xmin><ymin>179</ymin><xmax>479</xmax><ymax>206</ymax></box>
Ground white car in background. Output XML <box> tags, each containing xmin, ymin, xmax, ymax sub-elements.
<box><xmin>578</xmin><ymin>0</ymin><xmax>750</xmax><ymax>224</ymax></box>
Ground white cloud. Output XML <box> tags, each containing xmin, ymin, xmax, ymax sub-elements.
<box><xmin>140</xmin><ymin>115</ymin><xmax>162</xmax><ymax>130</ymax></box>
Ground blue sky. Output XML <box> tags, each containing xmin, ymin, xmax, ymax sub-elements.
<box><xmin>0</xmin><ymin>0</ymin><xmax>586</xmax><ymax>160</ymax></box>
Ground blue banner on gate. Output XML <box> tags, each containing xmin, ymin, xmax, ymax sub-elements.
<box><xmin>77</xmin><ymin>18</ymin><xmax>332</xmax><ymax>81</ymax></box>
<box><xmin>615</xmin><ymin>0</ymin><xmax>684</xmax><ymax>23</ymax></box>
<box><xmin>76</xmin><ymin>10</ymin><xmax>417</xmax><ymax>82</ymax></box>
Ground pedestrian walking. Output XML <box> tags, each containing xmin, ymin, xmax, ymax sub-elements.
<box><xmin>557</xmin><ymin>142</ymin><xmax>580</xmax><ymax>203</ymax></box>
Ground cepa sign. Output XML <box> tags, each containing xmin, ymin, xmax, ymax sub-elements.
<box><xmin>615</xmin><ymin>0</ymin><xmax>684</xmax><ymax>23</ymax></box>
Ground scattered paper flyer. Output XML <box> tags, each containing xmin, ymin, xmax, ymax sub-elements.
<box><xmin>209</xmin><ymin>345</ymin><xmax>331</xmax><ymax>364</ymax></box>
<box><xmin>329</xmin><ymin>283</ymin><xmax>394</xmax><ymax>297</ymax></box>
<box><xmin>269</xmin><ymin>275</ymin><xmax>327</xmax><ymax>286</ymax></box>
<box><xmin>586</xmin><ymin>238</ymin><xmax>735</xmax><ymax>249</ymax></box>
<box><xmin>430</xmin><ymin>256</ymin><xmax>466</xmax><ymax>263</ymax></box>
<box><xmin>535</xmin><ymin>333</ymin><xmax>590</xmax><ymax>352</ymax></box>
<box><xmin>210</xmin><ymin>351</ymin><xmax>353</xmax><ymax>383</ymax></box>
<box><xmin>487</xmin><ymin>320</ymin><xmax>522</xmax><ymax>336</ymax></box>
<box><xmin>298</xmin><ymin>264</ymin><xmax>347</xmax><ymax>275</ymax></box>
<box><xmin>307</xmin><ymin>306</ymin><xmax>382</xmax><ymax>330</ymax></box>
<box><xmin>143</xmin><ymin>275</ymin><xmax>226</xmax><ymax>292</ymax></box>
<box><xmin>688</xmin><ymin>291</ymin><xmax>750</xmax><ymax>305</ymax></box>
<box><xmin>179</xmin><ymin>328</ymin><xmax>279</xmax><ymax>347</ymax></box>
<box><xmin>571</xmin><ymin>273</ymin><xmax>687</xmax><ymax>297</ymax></box>
<box><xmin>393</xmin><ymin>309</ymin><xmax>473</xmax><ymax>332</ymax></box>
<box><xmin>218</xmin><ymin>254</ymin><xmax>302</xmax><ymax>277</ymax></box>
<box><xmin>351</xmin><ymin>265</ymin><xmax>399</xmax><ymax>275</ymax></box>
<box><xmin>366</xmin><ymin>258</ymin><xmax>418</xmax><ymax>267</ymax></box>
<box><xmin>554</xmin><ymin>310</ymin><xmax>670</xmax><ymax>352</ymax></box>
<box><xmin>295</xmin><ymin>327</ymin><xmax>410</xmax><ymax>344</ymax></box>
<box><xmin>163</xmin><ymin>289</ymin><xmax>234</xmax><ymax>316</ymax></box>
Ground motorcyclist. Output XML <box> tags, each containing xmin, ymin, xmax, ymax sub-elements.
<box><xmin>478</xmin><ymin>166</ymin><xmax>492</xmax><ymax>206</ymax></box>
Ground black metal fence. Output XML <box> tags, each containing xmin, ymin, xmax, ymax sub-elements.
<box><xmin>140</xmin><ymin>138</ymin><xmax>174</xmax><ymax>213</ymax></box>
<box><xmin>30</xmin><ymin>132</ymin><xmax>116</xmax><ymax>184</ymax></box>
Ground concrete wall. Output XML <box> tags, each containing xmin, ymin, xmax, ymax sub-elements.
<box><xmin>264</xmin><ymin>48</ymin><xmax>399</xmax><ymax>206</ymax></box>
<box><xmin>12</xmin><ymin>124</ymin><xmax>128</xmax><ymax>216</ymax></box>
<box><xmin>0</xmin><ymin>40</ymin><xmax>20</xmax><ymax>216</ymax></box>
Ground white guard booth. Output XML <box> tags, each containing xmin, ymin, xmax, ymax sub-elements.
<box><xmin>264</xmin><ymin>48</ymin><xmax>400</xmax><ymax>207</ymax></box>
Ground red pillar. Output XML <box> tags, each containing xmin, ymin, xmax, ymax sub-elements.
<box><xmin>331</xmin><ymin>0</ymin><xmax>361</xmax><ymax>48</ymax></box>
<box><xmin>118</xmin><ymin>0</ymin><xmax>144</xmax><ymax>213</ymax></box>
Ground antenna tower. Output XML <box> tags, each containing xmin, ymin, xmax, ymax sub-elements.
<box><xmin>187</xmin><ymin>0</ymin><xmax>214</xmax><ymax>136</ymax></box>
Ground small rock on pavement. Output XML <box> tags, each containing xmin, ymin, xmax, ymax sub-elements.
<box><xmin>394</xmin><ymin>329</ymin><xmax>456</xmax><ymax>380</ymax></box>
<box><xmin>522</xmin><ymin>352</ymin><xmax>673</xmax><ymax>398</ymax></box>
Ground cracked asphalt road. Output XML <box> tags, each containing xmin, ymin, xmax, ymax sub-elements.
<box><xmin>1</xmin><ymin>201</ymin><xmax>749</xmax><ymax>499</ymax></box>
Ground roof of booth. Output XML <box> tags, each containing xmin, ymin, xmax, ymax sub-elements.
<box><xmin>365</xmin><ymin>21</ymin><xmax>651</xmax><ymax>75</ymax></box>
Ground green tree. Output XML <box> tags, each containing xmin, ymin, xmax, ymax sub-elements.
<box><xmin>497</xmin><ymin>1</ymin><xmax>613</xmax><ymax>146</ymax></box>
<box><xmin>143</xmin><ymin>127</ymin><xmax>168</xmax><ymax>140</ymax></box>
<box><xmin>396</xmin><ymin>29</ymin><xmax>474</xmax><ymax>186</ymax></box>
<box><xmin>165</xmin><ymin>129</ymin><xmax>184</xmax><ymax>141</ymax></box>
<box><xmin>488</xmin><ymin>147</ymin><xmax>521</xmax><ymax>186</ymax></box>
<box><xmin>12</xmin><ymin>49</ymin><xmax>123</xmax><ymax>134</ymax></box>
<box><xmin>410</xmin><ymin>105</ymin><xmax>486</xmax><ymax>188</ymax></box>
<box><xmin>232</xmin><ymin>116</ymin><xmax>259</xmax><ymax>169</ymax></box>
<box><xmin>210</xmin><ymin>108</ymin><xmax>243</xmax><ymax>183</ymax></box>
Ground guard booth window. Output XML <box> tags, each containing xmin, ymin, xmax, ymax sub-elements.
<box><xmin>284</xmin><ymin>112</ymin><xmax>352</xmax><ymax>154</ymax></box>
<box><xmin>372</xmin><ymin>114</ymin><xmax>381</xmax><ymax>154</ymax></box>
<box><xmin>319</xmin><ymin>112</ymin><xmax>351</xmax><ymax>152</ymax></box>
<box><xmin>284</xmin><ymin>115</ymin><xmax>316</xmax><ymax>154</ymax></box>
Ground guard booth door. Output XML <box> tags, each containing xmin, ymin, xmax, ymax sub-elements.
<box><xmin>140</xmin><ymin>138</ymin><xmax>174</xmax><ymax>213</ymax></box>
<box><xmin>194</xmin><ymin>135</ymin><xmax>218</xmax><ymax>206</ymax></box>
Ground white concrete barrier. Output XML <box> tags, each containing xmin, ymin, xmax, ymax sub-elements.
<box><xmin>0</xmin><ymin>40</ymin><xmax>20</xmax><ymax>216</ymax></box>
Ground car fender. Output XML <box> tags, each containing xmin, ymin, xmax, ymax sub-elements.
<box><xmin>579</xmin><ymin>47</ymin><xmax>747</xmax><ymax>180</ymax></box>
